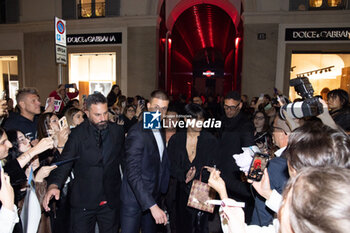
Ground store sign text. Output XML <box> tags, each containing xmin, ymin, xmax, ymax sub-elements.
<box><xmin>67</xmin><ymin>33</ymin><xmax>122</xmax><ymax>45</ymax></box>
<box><xmin>285</xmin><ymin>28</ymin><xmax>350</xmax><ymax>41</ymax></box>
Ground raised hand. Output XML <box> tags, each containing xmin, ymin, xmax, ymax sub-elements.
<box><xmin>206</xmin><ymin>166</ymin><xmax>228</xmax><ymax>199</ymax></box>
<box><xmin>33</xmin><ymin>137</ymin><xmax>54</xmax><ymax>154</ymax></box>
<box><xmin>34</xmin><ymin>165</ymin><xmax>57</xmax><ymax>183</ymax></box>
<box><xmin>248</xmin><ymin>168</ymin><xmax>272</xmax><ymax>200</ymax></box>
<box><xmin>0</xmin><ymin>168</ymin><xmax>14</xmax><ymax>210</ymax></box>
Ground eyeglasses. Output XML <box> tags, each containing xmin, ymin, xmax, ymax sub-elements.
<box><xmin>224</xmin><ymin>102</ymin><xmax>240</xmax><ymax>111</ymax></box>
<box><xmin>271</xmin><ymin>126</ymin><xmax>287</xmax><ymax>135</ymax></box>
<box><xmin>254</xmin><ymin>116</ymin><xmax>265</xmax><ymax>120</ymax></box>
<box><xmin>127</xmin><ymin>109</ymin><xmax>136</xmax><ymax>112</ymax></box>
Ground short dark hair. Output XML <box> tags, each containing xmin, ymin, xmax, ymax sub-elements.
<box><xmin>224</xmin><ymin>91</ymin><xmax>241</xmax><ymax>101</ymax></box>
<box><xmin>150</xmin><ymin>90</ymin><xmax>169</xmax><ymax>101</ymax></box>
<box><xmin>85</xmin><ymin>93</ymin><xmax>107</xmax><ymax>110</ymax></box>
<box><xmin>185</xmin><ymin>103</ymin><xmax>205</xmax><ymax>119</ymax></box>
<box><xmin>16</xmin><ymin>87</ymin><xmax>39</xmax><ymax>104</ymax></box>
<box><xmin>284</xmin><ymin>121</ymin><xmax>350</xmax><ymax>171</ymax></box>
<box><xmin>327</xmin><ymin>89</ymin><xmax>349</xmax><ymax>108</ymax></box>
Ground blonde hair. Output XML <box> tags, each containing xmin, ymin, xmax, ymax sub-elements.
<box><xmin>282</xmin><ymin>167</ymin><xmax>350</xmax><ymax>233</ymax></box>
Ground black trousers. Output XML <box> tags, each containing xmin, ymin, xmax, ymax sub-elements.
<box><xmin>120</xmin><ymin>201</ymin><xmax>157</xmax><ymax>233</ymax></box>
<box><xmin>70</xmin><ymin>204</ymin><xmax>118</xmax><ymax>233</ymax></box>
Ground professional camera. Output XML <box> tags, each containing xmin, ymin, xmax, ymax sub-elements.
<box><xmin>281</xmin><ymin>77</ymin><xmax>323</xmax><ymax>118</ymax></box>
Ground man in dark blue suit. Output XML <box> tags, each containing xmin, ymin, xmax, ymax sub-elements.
<box><xmin>121</xmin><ymin>90</ymin><xmax>170</xmax><ymax>233</ymax></box>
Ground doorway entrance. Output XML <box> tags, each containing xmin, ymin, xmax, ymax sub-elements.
<box><xmin>69</xmin><ymin>52</ymin><xmax>116</xmax><ymax>100</ymax></box>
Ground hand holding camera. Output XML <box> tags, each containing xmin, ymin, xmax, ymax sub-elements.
<box><xmin>281</xmin><ymin>77</ymin><xmax>323</xmax><ymax>119</ymax></box>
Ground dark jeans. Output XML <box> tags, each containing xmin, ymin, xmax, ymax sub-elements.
<box><xmin>70</xmin><ymin>204</ymin><xmax>118</xmax><ymax>233</ymax></box>
<box><xmin>120</xmin><ymin>201</ymin><xmax>156</xmax><ymax>233</ymax></box>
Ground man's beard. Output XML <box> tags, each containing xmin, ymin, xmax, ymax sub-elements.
<box><xmin>91</xmin><ymin>120</ymin><xmax>108</xmax><ymax>130</ymax></box>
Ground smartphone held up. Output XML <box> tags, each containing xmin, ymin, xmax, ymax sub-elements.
<box><xmin>247</xmin><ymin>152</ymin><xmax>269</xmax><ymax>181</ymax></box>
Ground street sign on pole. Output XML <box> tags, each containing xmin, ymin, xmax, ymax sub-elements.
<box><xmin>56</xmin><ymin>45</ymin><xmax>67</xmax><ymax>64</ymax></box>
<box><xmin>55</xmin><ymin>17</ymin><xmax>66</xmax><ymax>47</ymax></box>
<box><xmin>55</xmin><ymin>17</ymin><xmax>67</xmax><ymax>85</ymax></box>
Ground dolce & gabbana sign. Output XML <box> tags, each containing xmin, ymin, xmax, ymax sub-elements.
<box><xmin>67</xmin><ymin>33</ymin><xmax>122</xmax><ymax>45</ymax></box>
<box><xmin>285</xmin><ymin>28</ymin><xmax>350</xmax><ymax>41</ymax></box>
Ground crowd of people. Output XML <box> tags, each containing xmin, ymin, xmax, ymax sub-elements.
<box><xmin>0</xmin><ymin>83</ymin><xmax>350</xmax><ymax>233</ymax></box>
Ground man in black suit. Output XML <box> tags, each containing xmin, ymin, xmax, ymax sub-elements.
<box><xmin>43</xmin><ymin>93</ymin><xmax>124</xmax><ymax>233</ymax></box>
<box><xmin>120</xmin><ymin>90</ymin><xmax>170</xmax><ymax>233</ymax></box>
<box><xmin>217</xmin><ymin>91</ymin><xmax>256</xmax><ymax>223</ymax></box>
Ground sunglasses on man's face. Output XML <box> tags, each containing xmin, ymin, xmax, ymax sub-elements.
<box><xmin>224</xmin><ymin>102</ymin><xmax>240</xmax><ymax>111</ymax></box>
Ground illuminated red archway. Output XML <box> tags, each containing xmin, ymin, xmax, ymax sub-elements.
<box><xmin>166</xmin><ymin>0</ymin><xmax>241</xmax><ymax>32</ymax></box>
<box><xmin>158</xmin><ymin>1</ymin><xmax>243</xmax><ymax>99</ymax></box>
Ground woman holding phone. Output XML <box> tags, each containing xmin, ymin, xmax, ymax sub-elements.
<box><xmin>1</xmin><ymin>127</ymin><xmax>55</xmax><ymax>233</ymax></box>
<box><xmin>37</xmin><ymin>113</ymin><xmax>71</xmax><ymax>233</ymax></box>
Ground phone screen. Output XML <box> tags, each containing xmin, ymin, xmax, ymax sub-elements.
<box><xmin>59</xmin><ymin>116</ymin><xmax>68</xmax><ymax>130</ymax></box>
<box><xmin>247</xmin><ymin>153</ymin><xmax>269</xmax><ymax>181</ymax></box>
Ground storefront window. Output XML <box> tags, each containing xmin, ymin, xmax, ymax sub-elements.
<box><xmin>309</xmin><ymin>0</ymin><xmax>322</xmax><ymax>7</ymax></box>
<box><xmin>289</xmin><ymin>54</ymin><xmax>350</xmax><ymax>101</ymax></box>
<box><xmin>309</xmin><ymin>0</ymin><xmax>344</xmax><ymax>9</ymax></box>
<box><xmin>327</xmin><ymin>0</ymin><xmax>342</xmax><ymax>7</ymax></box>
<box><xmin>79</xmin><ymin>0</ymin><xmax>105</xmax><ymax>18</ymax></box>
<box><xmin>69</xmin><ymin>53</ymin><xmax>116</xmax><ymax>99</ymax></box>
<box><xmin>0</xmin><ymin>56</ymin><xmax>19</xmax><ymax>105</ymax></box>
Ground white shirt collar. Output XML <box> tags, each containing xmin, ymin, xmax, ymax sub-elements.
<box><xmin>274</xmin><ymin>146</ymin><xmax>286</xmax><ymax>157</ymax></box>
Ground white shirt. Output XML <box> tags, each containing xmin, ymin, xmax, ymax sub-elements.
<box><xmin>152</xmin><ymin>129</ymin><xmax>164</xmax><ymax>162</ymax></box>
<box><xmin>0</xmin><ymin>205</ymin><xmax>19</xmax><ymax>233</ymax></box>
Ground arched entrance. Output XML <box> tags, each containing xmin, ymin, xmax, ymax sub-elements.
<box><xmin>158</xmin><ymin>0</ymin><xmax>243</xmax><ymax>100</ymax></box>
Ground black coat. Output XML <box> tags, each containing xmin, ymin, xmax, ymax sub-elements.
<box><xmin>48</xmin><ymin>120</ymin><xmax>124</xmax><ymax>209</ymax></box>
<box><xmin>217</xmin><ymin>112</ymin><xmax>255</xmax><ymax>199</ymax></box>
<box><xmin>217</xmin><ymin>111</ymin><xmax>255</xmax><ymax>223</ymax></box>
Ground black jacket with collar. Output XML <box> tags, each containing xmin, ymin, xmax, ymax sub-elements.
<box><xmin>48</xmin><ymin>120</ymin><xmax>124</xmax><ymax>209</ymax></box>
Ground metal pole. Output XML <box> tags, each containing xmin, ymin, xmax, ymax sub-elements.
<box><xmin>58</xmin><ymin>63</ymin><xmax>62</xmax><ymax>84</ymax></box>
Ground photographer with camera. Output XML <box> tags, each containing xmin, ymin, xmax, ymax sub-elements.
<box><xmin>49</xmin><ymin>84</ymin><xmax>79</xmax><ymax>115</ymax></box>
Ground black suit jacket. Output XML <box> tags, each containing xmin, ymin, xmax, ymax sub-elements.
<box><xmin>121</xmin><ymin>122</ymin><xmax>170</xmax><ymax>212</ymax></box>
<box><xmin>48</xmin><ymin>120</ymin><xmax>124</xmax><ymax>209</ymax></box>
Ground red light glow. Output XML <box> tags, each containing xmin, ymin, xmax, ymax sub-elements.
<box><xmin>193</xmin><ymin>5</ymin><xmax>206</xmax><ymax>48</ymax></box>
<box><xmin>235</xmin><ymin>37</ymin><xmax>240</xmax><ymax>49</ymax></box>
<box><xmin>207</xmin><ymin>5</ymin><xmax>214</xmax><ymax>48</ymax></box>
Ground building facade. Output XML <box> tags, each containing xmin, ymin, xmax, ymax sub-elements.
<box><xmin>0</xmin><ymin>0</ymin><xmax>349</xmax><ymax>104</ymax></box>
